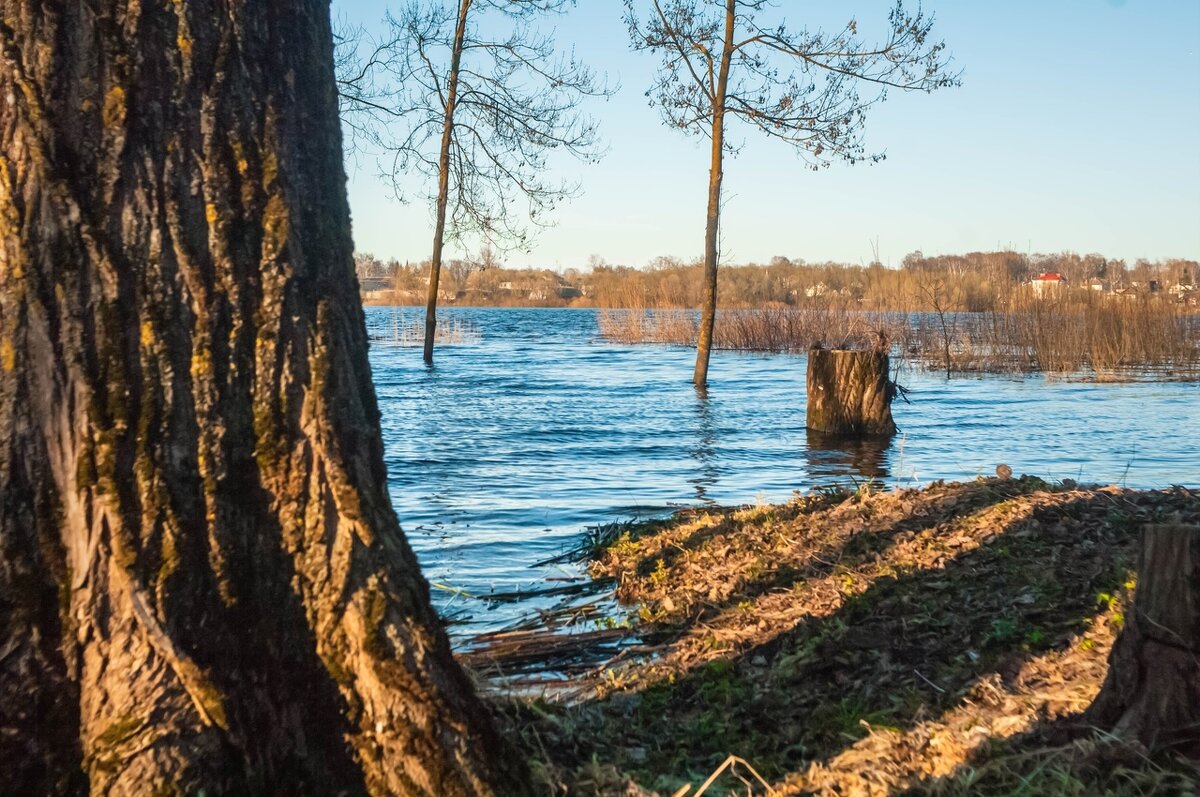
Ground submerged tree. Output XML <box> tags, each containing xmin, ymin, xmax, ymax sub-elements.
<box><xmin>340</xmin><ymin>0</ymin><xmax>609</xmax><ymax>364</ymax></box>
<box><xmin>0</xmin><ymin>2</ymin><xmax>522</xmax><ymax>793</ymax></box>
<box><xmin>624</xmin><ymin>0</ymin><xmax>959</xmax><ymax>387</ymax></box>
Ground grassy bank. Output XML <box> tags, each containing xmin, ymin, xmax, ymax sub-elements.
<box><xmin>473</xmin><ymin>477</ymin><xmax>1200</xmax><ymax>795</ymax></box>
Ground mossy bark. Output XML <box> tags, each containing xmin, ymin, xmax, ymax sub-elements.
<box><xmin>1084</xmin><ymin>524</ymin><xmax>1200</xmax><ymax>754</ymax></box>
<box><xmin>805</xmin><ymin>348</ymin><xmax>897</xmax><ymax>437</ymax></box>
<box><xmin>0</xmin><ymin>2</ymin><xmax>522</xmax><ymax>794</ymax></box>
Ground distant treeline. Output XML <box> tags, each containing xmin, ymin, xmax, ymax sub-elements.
<box><xmin>356</xmin><ymin>250</ymin><xmax>1199</xmax><ymax>311</ymax></box>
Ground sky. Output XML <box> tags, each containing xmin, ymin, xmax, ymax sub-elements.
<box><xmin>332</xmin><ymin>0</ymin><xmax>1200</xmax><ymax>270</ymax></box>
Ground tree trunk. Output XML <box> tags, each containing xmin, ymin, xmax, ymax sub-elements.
<box><xmin>0</xmin><ymin>2</ymin><xmax>522</xmax><ymax>794</ymax></box>
<box><xmin>424</xmin><ymin>0</ymin><xmax>472</xmax><ymax>366</ymax></box>
<box><xmin>806</xmin><ymin>348</ymin><xmax>897</xmax><ymax>437</ymax></box>
<box><xmin>693</xmin><ymin>0</ymin><xmax>735</xmax><ymax>389</ymax></box>
<box><xmin>1084</xmin><ymin>524</ymin><xmax>1200</xmax><ymax>754</ymax></box>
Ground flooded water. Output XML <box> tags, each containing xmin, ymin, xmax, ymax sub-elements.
<box><xmin>367</xmin><ymin>307</ymin><xmax>1200</xmax><ymax>635</ymax></box>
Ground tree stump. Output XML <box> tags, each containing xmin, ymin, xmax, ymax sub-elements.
<box><xmin>1084</xmin><ymin>524</ymin><xmax>1200</xmax><ymax>753</ymax></box>
<box><xmin>806</xmin><ymin>348</ymin><xmax>897</xmax><ymax>437</ymax></box>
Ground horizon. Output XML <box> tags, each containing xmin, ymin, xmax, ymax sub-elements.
<box><xmin>334</xmin><ymin>0</ymin><xmax>1200</xmax><ymax>269</ymax></box>
<box><xmin>352</xmin><ymin>247</ymin><xmax>1198</xmax><ymax>275</ymax></box>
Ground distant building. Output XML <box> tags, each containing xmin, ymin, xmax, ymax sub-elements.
<box><xmin>360</xmin><ymin>277</ymin><xmax>396</xmax><ymax>305</ymax></box>
<box><xmin>1029</xmin><ymin>272</ymin><xmax>1067</xmax><ymax>296</ymax></box>
<box><xmin>359</xmin><ymin>277</ymin><xmax>392</xmax><ymax>293</ymax></box>
<box><xmin>1169</xmin><ymin>282</ymin><xmax>1198</xmax><ymax>305</ymax></box>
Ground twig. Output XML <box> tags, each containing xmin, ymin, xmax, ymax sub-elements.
<box><xmin>685</xmin><ymin>754</ymin><xmax>777</xmax><ymax>796</ymax></box>
<box><xmin>914</xmin><ymin>668</ymin><xmax>946</xmax><ymax>694</ymax></box>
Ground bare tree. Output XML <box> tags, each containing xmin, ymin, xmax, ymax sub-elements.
<box><xmin>0</xmin><ymin>2</ymin><xmax>523</xmax><ymax>792</ymax></box>
<box><xmin>913</xmin><ymin>272</ymin><xmax>960</xmax><ymax>378</ymax></box>
<box><xmin>341</xmin><ymin>0</ymin><xmax>610</xmax><ymax>363</ymax></box>
<box><xmin>355</xmin><ymin>251</ymin><xmax>387</xmax><ymax>280</ymax></box>
<box><xmin>624</xmin><ymin>0</ymin><xmax>959</xmax><ymax>387</ymax></box>
<box><xmin>478</xmin><ymin>241</ymin><xmax>500</xmax><ymax>271</ymax></box>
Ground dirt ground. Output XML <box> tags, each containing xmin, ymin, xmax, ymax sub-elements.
<box><xmin>474</xmin><ymin>476</ymin><xmax>1200</xmax><ymax>796</ymax></box>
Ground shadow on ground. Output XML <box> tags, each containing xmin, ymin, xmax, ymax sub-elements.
<box><xmin>493</xmin><ymin>479</ymin><xmax>1199</xmax><ymax>795</ymax></box>
<box><xmin>893</xmin><ymin>719</ymin><xmax>1200</xmax><ymax>797</ymax></box>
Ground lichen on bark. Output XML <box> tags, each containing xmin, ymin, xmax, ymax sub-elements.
<box><xmin>0</xmin><ymin>2</ymin><xmax>524</xmax><ymax>794</ymax></box>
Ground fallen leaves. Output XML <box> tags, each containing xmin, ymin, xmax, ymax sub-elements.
<box><xmin>495</xmin><ymin>478</ymin><xmax>1200</xmax><ymax>796</ymax></box>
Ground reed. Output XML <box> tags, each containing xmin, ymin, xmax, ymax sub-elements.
<box><xmin>368</xmin><ymin>308</ymin><xmax>483</xmax><ymax>346</ymax></box>
<box><xmin>598</xmin><ymin>304</ymin><xmax>905</xmax><ymax>353</ymax></box>
<box><xmin>907</xmin><ymin>292</ymin><xmax>1200</xmax><ymax>378</ymax></box>
<box><xmin>599</xmin><ymin>292</ymin><xmax>1200</xmax><ymax>379</ymax></box>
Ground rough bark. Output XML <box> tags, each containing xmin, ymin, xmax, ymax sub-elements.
<box><xmin>805</xmin><ymin>348</ymin><xmax>897</xmax><ymax>437</ymax></box>
<box><xmin>1084</xmin><ymin>524</ymin><xmax>1200</xmax><ymax>754</ymax></box>
<box><xmin>692</xmin><ymin>0</ymin><xmax>734</xmax><ymax>389</ymax></box>
<box><xmin>0</xmin><ymin>2</ymin><xmax>522</xmax><ymax>794</ymax></box>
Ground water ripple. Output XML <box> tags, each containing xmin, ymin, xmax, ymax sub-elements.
<box><xmin>368</xmin><ymin>307</ymin><xmax>1200</xmax><ymax>634</ymax></box>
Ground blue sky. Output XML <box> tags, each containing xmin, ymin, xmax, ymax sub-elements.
<box><xmin>333</xmin><ymin>0</ymin><xmax>1200</xmax><ymax>269</ymax></box>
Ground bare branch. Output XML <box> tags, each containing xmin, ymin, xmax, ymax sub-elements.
<box><xmin>623</xmin><ymin>0</ymin><xmax>959</xmax><ymax>386</ymax></box>
<box><xmin>624</xmin><ymin>0</ymin><xmax>960</xmax><ymax>166</ymax></box>
<box><xmin>336</xmin><ymin>0</ymin><xmax>614</xmax><ymax>253</ymax></box>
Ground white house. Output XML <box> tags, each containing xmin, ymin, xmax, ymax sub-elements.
<box><xmin>1029</xmin><ymin>272</ymin><xmax>1068</xmax><ymax>296</ymax></box>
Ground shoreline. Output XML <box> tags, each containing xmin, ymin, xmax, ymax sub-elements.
<box><xmin>472</xmin><ymin>476</ymin><xmax>1200</xmax><ymax>795</ymax></box>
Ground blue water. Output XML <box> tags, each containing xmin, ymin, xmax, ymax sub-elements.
<box><xmin>367</xmin><ymin>307</ymin><xmax>1200</xmax><ymax>634</ymax></box>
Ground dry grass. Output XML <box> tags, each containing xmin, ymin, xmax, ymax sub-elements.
<box><xmin>367</xmin><ymin>308</ymin><xmax>483</xmax><ymax>346</ymax></box>
<box><xmin>598</xmin><ymin>293</ymin><xmax>1200</xmax><ymax>380</ymax></box>
<box><xmin>598</xmin><ymin>305</ymin><xmax>904</xmax><ymax>353</ymax></box>
<box><xmin>910</xmin><ymin>293</ymin><xmax>1200</xmax><ymax>378</ymax></box>
<box><xmin>481</xmin><ymin>478</ymin><xmax>1200</xmax><ymax>796</ymax></box>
